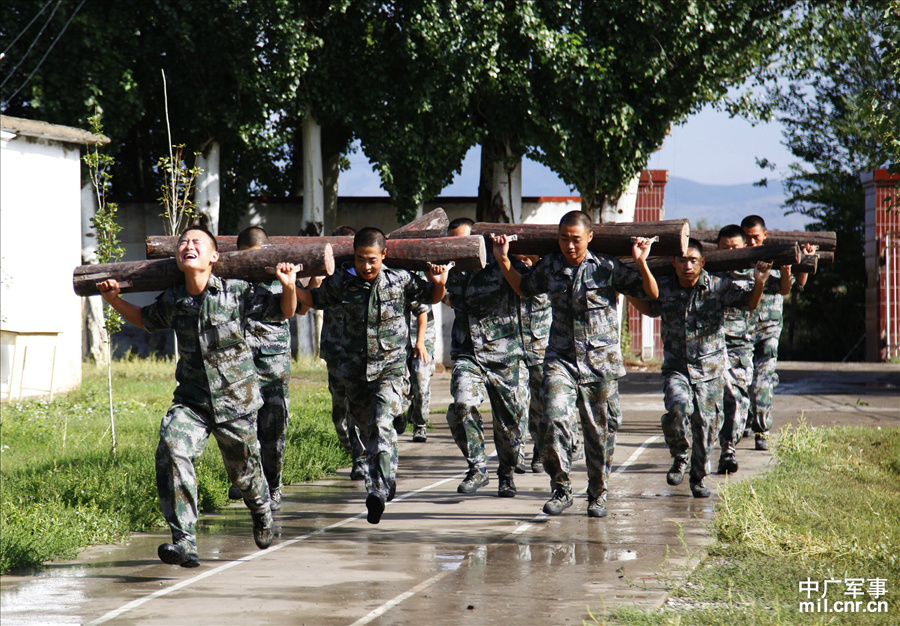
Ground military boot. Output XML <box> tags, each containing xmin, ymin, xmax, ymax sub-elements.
<box><xmin>690</xmin><ymin>479</ymin><xmax>711</xmax><ymax>498</ymax></box>
<box><xmin>158</xmin><ymin>537</ymin><xmax>199</xmax><ymax>568</ymax></box>
<box><xmin>457</xmin><ymin>468</ymin><xmax>489</xmax><ymax>494</ymax></box>
<box><xmin>587</xmin><ymin>496</ymin><xmax>608</xmax><ymax>518</ymax></box>
<box><xmin>498</xmin><ymin>475</ymin><xmax>517</xmax><ymax>498</ymax></box>
<box><xmin>252</xmin><ymin>509</ymin><xmax>274</xmax><ymax>549</ymax></box>
<box><xmin>542</xmin><ymin>489</ymin><xmax>573</xmax><ymax>515</ymax></box>
<box><xmin>717</xmin><ymin>443</ymin><xmax>738</xmax><ymax>474</ymax></box>
<box><xmin>666</xmin><ymin>457</ymin><xmax>689</xmax><ymax>486</ymax></box>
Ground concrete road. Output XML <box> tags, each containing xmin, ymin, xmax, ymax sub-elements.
<box><xmin>1</xmin><ymin>362</ymin><xmax>897</xmax><ymax>625</ymax></box>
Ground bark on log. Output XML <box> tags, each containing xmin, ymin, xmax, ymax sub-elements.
<box><xmin>470</xmin><ymin>219</ymin><xmax>689</xmax><ymax>257</ymax></box>
<box><xmin>691</xmin><ymin>229</ymin><xmax>836</xmax><ymax>252</ymax></box>
<box><xmin>74</xmin><ymin>243</ymin><xmax>335</xmax><ymax>296</ymax></box>
<box><xmin>146</xmin><ymin>235</ymin><xmax>352</xmax><ymax>259</ymax></box>
<box><xmin>386</xmin><ymin>207</ymin><xmax>449</xmax><ymax>239</ymax></box>
<box><xmin>623</xmin><ymin>243</ymin><xmax>801</xmax><ymax>277</ymax></box>
<box><xmin>330</xmin><ymin>236</ymin><xmax>486</xmax><ymax>272</ymax></box>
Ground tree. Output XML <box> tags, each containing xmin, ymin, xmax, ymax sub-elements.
<box><xmin>1</xmin><ymin>0</ymin><xmax>315</xmax><ymax>231</ymax></box>
<box><xmin>758</xmin><ymin>0</ymin><xmax>898</xmax><ymax>361</ymax></box>
<box><xmin>527</xmin><ymin>0</ymin><xmax>797</xmax><ymax>218</ymax></box>
<box><xmin>305</xmin><ymin>1</ymin><xmax>479</xmax><ymax>223</ymax></box>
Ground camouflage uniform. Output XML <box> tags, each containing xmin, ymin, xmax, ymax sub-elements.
<box><xmin>405</xmin><ymin>304</ymin><xmax>436</xmax><ymax>437</ymax></box>
<box><xmin>747</xmin><ymin>269</ymin><xmax>794</xmax><ymax>436</ymax></box>
<box><xmin>519</xmin><ymin>250</ymin><xmax>650</xmax><ymax>502</ymax></box>
<box><xmin>245</xmin><ymin>279</ymin><xmax>291</xmax><ymax>496</ymax></box>
<box><xmin>141</xmin><ymin>275</ymin><xmax>277</xmax><ymax>548</ymax></box>
<box><xmin>719</xmin><ymin>268</ymin><xmax>755</xmax><ymax>448</ymax></box>
<box><xmin>518</xmin><ymin>291</ymin><xmax>551</xmax><ymax>465</ymax></box>
<box><xmin>310</xmin><ymin>265</ymin><xmax>432</xmax><ymax>501</ymax></box>
<box><xmin>649</xmin><ymin>270</ymin><xmax>753</xmax><ymax>487</ymax></box>
<box><xmin>445</xmin><ymin>259</ymin><xmax>528</xmax><ymax>480</ymax></box>
<box><xmin>320</xmin><ymin>302</ymin><xmax>365</xmax><ymax>469</ymax></box>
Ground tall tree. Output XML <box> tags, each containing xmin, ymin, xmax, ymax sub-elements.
<box><xmin>759</xmin><ymin>0</ymin><xmax>898</xmax><ymax>361</ymax></box>
<box><xmin>1</xmin><ymin>0</ymin><xmax>314</xmax><ymax>231</ymax></box>
<box><xmin>527</xmin><ymin>0</ymin><xmax>797</xmax><ymax>218</ymax></box>
<box><xmin>305</xmin><ymin>0</ymin><xmax>479</xmax><ymax>223</ymax></box>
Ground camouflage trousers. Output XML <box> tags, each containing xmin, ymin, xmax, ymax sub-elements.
<box><xmin>327</xmin><ymin>369</ymin><xmax>366</xmax><ymax>465</ymax></box>
<box><xmin>257</xmin><ymin>352</ymin><xmax>291</xmax><ymax>492</ymax></box>
<box><xmin>721</xmin><ymin>351</ymin><xmax>753</xmax><ymax>447</ymax></box>
<box><xmin>445</xmin><ymin>356</ymin><xmax>525</xmax><ymax>478</ymax></box>
<box><xmin>407</xmin><ymin>351</ymin><xmax>435</xmax><ymax>429</ymax></box>
<box><xmin>661</xmin><ymin>371</ymin><xmax>724</xmax><ymax>485</ymax></box>
<box><xmin>337</xmin><ymin>373</ymin><xmax>409</xmax><ymax>500</ymax></box>
<box><xmin>522</xmin><ymin>363</ymin><xmax>544</xmax><ymax>451</ymax></box>
<box><xmin>156</xmin><ymin>404</ymin><xmax>270</xmax><ymax>545</ymax></box>
<box><xmin>748</xmin><ymin>336</ymin><xmax>779</xmax><ymax>434</ymax></box>
<box><xmin>540</xmin><ymin>359</ymin><xmax>621</xmax><ymax>500</ymax></box>
<box><xmin>257</xmin><ymin>388</ymin><xmax>289</xmax><ymax>492</ymax></box>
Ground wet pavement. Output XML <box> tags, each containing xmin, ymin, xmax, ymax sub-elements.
<box><xmin>1</xmin><ymin>362</ymin><xmax>897</xmax><ymax>624</ymax></box>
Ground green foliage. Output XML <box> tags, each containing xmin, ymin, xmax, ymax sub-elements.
<box><xmin>83</xmin><ymin>113</ymin><xmax>124</xmax><ymax>334</ymax></box>
<box><xmin>760</xmin><ymin>1</ymin><xmax>896</xmax><ymax>360</ymax></box>
<box><xmin>158</xmin><ymin>144</ymin><xmax>201</xmax><ymax>236</ymax></box>
<box><xmin>0</xmin><ymin>357</ymin><xmax>339</xmax><ymax>574</ymax></box>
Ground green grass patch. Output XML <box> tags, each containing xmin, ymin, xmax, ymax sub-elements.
<box><xmin>604</xmin><ymin>420</ymin><xmax>900</xmax><ymax>625</ymax></box>
<box><xmin>0</xmin><ymin>356</ymin><xmax>341</xmax><ymax>574</ymax></box>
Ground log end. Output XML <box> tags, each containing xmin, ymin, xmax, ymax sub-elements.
<box><xmin>323</xmin><ymin>244</ymin><xmax>335</xmax><ymax>276</ymax></box>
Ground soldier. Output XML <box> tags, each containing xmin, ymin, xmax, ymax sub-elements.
<box><xmin>493</xmin><ymin>211</ymin><xmax>659</xmax><ymax>518</ymax></box>
<box><xmin>224</xmin><ymin>226</ymin><xmax>291</xmax><ymax>511</ymax></box>
<box><xmin>514</xmin><ymin>254</ymin><xmax>552</xmax><ymax>473</ymax></box>
<box><xmin>406</xmin><ymin>302</ymin><xmax>436</xmax><ymax>443</ymax></box>
<box><xmin>714</xmin><ymin>225</ymin><xmax>755</xmax><ymax>474</ymax></box>
<box><xmin>629</xmin><ymin>238</ymin><xmax>772</xmax><ymax>497</ymax></box>
<box><xmin>295</xmin><ymin>227</ymin><xmax>448</xmax><ymax>524</ymax></box>
<box><xmin>312</xmin><ymin>226</ymin><xmax>367</xmax><ymax>481</ymax></box>
<box><xmin>443</xmin><ymin>218</ymin><xmax>529</xmax><ymax>499</ymax></box>
<box><xmin>741</xmin><ymin>215</ymin><xmax>808</xmax><ymax>450</ymax></box>
<box><xmin>97</xmin><ymin>226</ymin><xmax>298</xmax><ymax>566</ymax></box>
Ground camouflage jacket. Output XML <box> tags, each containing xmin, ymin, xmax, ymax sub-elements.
<box><xmin>720</xmin><ymin>268</ymin><xmax>755</xmax><ymax>355</ymax></box>
<box><xmin>244</xmin><ymin>279</ymin><xmax>291</xmax><ymax>386</ymax></box>
<box><xmin>519</xmin><ymin>250</ymin><xmax>649</xmax><ymax>382</ymax></box>
<box><xmin>142</xmin><ymin>275</ymin><xmax>283</xmax><ymax>422</ymax></box>
<box><xmin>518</xmin><ymin>291</ymin><xmax>551</xmax><ymax>368</ymax></box>
<box><xmin>311</xmin><ymin>264</ymin><xmax>432</xmax><ymax>382</ymax></box>
<box><xmin>754</xmin><ymin>268</ymin><xmax>794</xmax><ymax>342</ymax></box>
<box><xmin>649</xmin><ymin>270</ymin><xmax>752</xmax><ymax>382</ymax></box>
<box><xmin>445</xmin><ymin>258</ymin><xmax>527</xmax><ymax>368</ymax></box>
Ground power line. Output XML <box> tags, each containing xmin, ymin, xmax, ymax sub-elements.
<box><xmin>0</xmin><ymin>0</ymin><xmax>63</xmax><ymax>91</ymax></box>
<box><xmin>2</xmin><ymin>0</ymin><xmax>86</xmax><ymax>108</ymax></box>
<box><xmin>1</xmin><ymin>0</ymin><xmax>56</xmax><ymax>58</ymax></box>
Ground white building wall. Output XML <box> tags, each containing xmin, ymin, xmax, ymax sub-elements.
<box><xmin>1</xmin><ymin>134</ymin><xmax>84</xmax><ymax>396</ymax></box>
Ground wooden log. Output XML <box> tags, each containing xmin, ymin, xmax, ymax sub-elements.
<box><xmin>386</xmin><ymin>207</ymin><xmax>449</xmax><ymax>239</ymax></box>
<box><xmin>700</xmin><ymin>240</ymin><xmax>825</xmax><ymax>273</ymax></box>
<box><xmin>330</xmin><ymin>236</ymin><xmax>486</xmax><ymax>272</ymax></box>
<box><xmin>623</xmin><ymin>243</ymin><xmax>801</xmax><ymax>277</ymax></box>
<box><xmin>692</xmin><ymin>229</ymin><xmax>836</xmax><ymax>252</ymax></box>
<box><xmin>146</xmin><ymin>235</ymin><xmax>353</xmax><ymax>259</ymax></box>
<box><xmin>74</xmin><ymin>243</ymin><xmax>335</xmax><ymax>296</ymax></box>
<box><xmin>470</xmin><ymin>219</ymin><xmax>689</xmax><ymax>257</ymax></box>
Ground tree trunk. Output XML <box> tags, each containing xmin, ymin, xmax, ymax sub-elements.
<box><xmin>470</xmin><ymin>219</ymin><xmax>689</xmax><ymax>257</ymax></box>
<box><xmin>81</xmin><ymin>181</ymin><xmax>107</xmax><ymax>363</ymax></box>
<box><xmin>74</xmin><ymin>243</ymin><xmax>336</xmax><ymax>296</ymax></box>
<box><xmin>599</xmin><ymin>173</ymin><xmax>640</xmax><ymax>224</ymax></box>
<box><xmin>623</xmin><ymin>243</ymin><xmax>801</xmax><ymax>276</ymax></box>
<box><xmin>195</xmin><ymin>141</ymin><xmax>221</xmax><ymax>235</ymax></box>
<box><xmin>691</xmin><ymin>229</ymin><xmax>837</xmax><ymax>252</ymax></box>
<box><xmin>476</xmin><ymin>140</ymin><xmax>522</xmax><ymax>223</ymax></box>
<box><xmin>331</xmin><ymin>236</ymin><xmax>486</xmax><ymax>272</ymax></box>
<box><xmin>301</xmin><ymin>114</ymin><xmax>324</xmax><ymax>235</ymax></box>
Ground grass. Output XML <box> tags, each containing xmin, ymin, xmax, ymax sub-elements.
<box><xmin>0</xmin><ymin>355</ymin><xmax>343</xmax><ymax>574</ymax></box>
<box><xmin>603</xmin><ymin>420</ymin><xmax>900</xmax><ymax>625</ymax></box>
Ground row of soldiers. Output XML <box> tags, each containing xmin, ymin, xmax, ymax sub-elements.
<box><xmin>97</xmin><ymin>210</ymin><xmax>805</xmax><ymax>566</ymax></box>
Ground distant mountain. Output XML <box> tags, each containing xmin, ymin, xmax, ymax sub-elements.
<box><xmin>663</xmin><ymin>177</ymin><xmax>813</xmax><ymax>231</ymax></box>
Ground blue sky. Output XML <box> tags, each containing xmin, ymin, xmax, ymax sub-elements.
<box><xmin>340</xmin><ymin>105</ymin><xmax>797</xmax><ymax>197</ymax></box>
